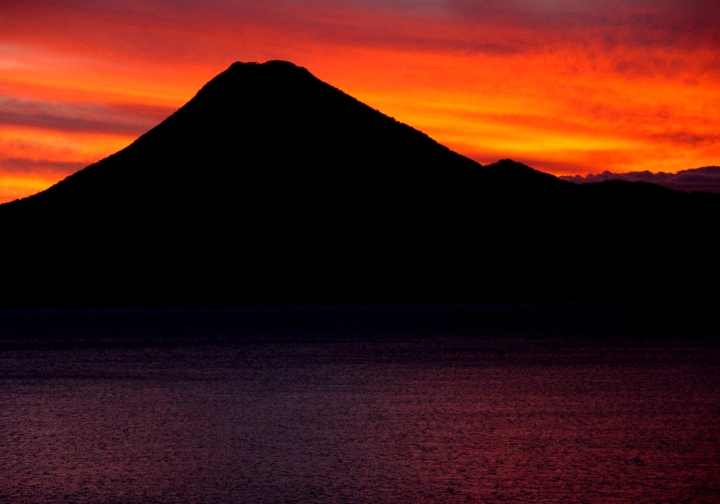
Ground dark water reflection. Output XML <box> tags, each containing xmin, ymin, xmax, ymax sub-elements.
<box><xmin>1</xmin><ymin>306</ymin><xmax>719</xmax><ymax>503</ymax></box>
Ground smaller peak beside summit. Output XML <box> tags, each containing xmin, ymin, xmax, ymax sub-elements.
<box><xmin>482</xmin><ymin>159</ymin><xmax>567</xmax><ymax>187</ymax></box>
<box><xmin>487</xmin><ymin>159</ymin><xmax>540</xmax><ymax>173</ymax></box>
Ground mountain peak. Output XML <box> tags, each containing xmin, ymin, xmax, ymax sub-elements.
<box><xmin>227</xmin><ymin>60</ymin><xmax>307</xmax><ymax>72</ymax></box>
<box><xmin>221</xmin><ymin>60</ymin><xmax>313</xmax><ymax>81</ymax></box>
<box><xmin>3</xmin><ymin>59</ymin><xmax>480</xmax><ymax>210</ymax></box>
<box><xmin>188</xmin><ymin>60</ymin><xmax>317</xmax><ymax>106</ymax></box>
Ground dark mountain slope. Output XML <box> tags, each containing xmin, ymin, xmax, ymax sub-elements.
<box><xmin>5</xmin><ymin>61</ymin><xmax>480</xmax><ymax>213</ymax></box>
<box><xmin>1</xmin><ymin>61</ymin><xmax>718</xmax><ymax>306</ymax></box>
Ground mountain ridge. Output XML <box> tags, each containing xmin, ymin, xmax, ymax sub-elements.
<box><xmin>1</xmin><ymin>60</ymin><xmax>718</xmax><ymax>306</ymax></box>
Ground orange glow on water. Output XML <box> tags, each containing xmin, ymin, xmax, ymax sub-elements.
<box><xmin>1</xmin><ymin>0</ymin><xmax>719</xmax><ymax>202</ymax></box>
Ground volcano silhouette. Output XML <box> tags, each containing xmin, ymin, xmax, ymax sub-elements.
<box><xmin>1</xmin><ymin>61</ymin><xmax>718</xmax><ymax>306</ymax></box>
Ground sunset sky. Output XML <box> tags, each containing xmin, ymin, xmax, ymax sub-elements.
<box><xmin>1</xmin><ymin>0</ymin><xmax>719</xmax><ymax>202</ymax></box>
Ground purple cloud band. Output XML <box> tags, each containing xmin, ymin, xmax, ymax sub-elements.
<box><xmin>0</xmin><ymin>97</ymin><xmax>175</xmax><ymax>136</ymax></box>
<box><xmin>560</xmin><ymin>166</ymin><xmax>720</xmax><ymax>194</ymax></box>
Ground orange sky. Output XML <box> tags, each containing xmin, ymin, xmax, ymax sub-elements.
<box><xmin>1</xmin><ymin>0</ymin><xmax>719</xmax><ymax>202</ymax></box>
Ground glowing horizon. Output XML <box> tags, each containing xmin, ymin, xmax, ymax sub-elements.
<box><xmin>1</xmin><ymin>0</ymin><xmax>719</xmax><ymax>202</ymax></box>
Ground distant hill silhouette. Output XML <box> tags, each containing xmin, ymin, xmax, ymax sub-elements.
<box><xmin>561</xmin><ymin>167</ymin><xmax>720</xmax><ymax>194</ymax></box>
<box><xmin>1</xmin><ymin>60</ymin><xmax>718</xmax><ymax>306</ymax></box>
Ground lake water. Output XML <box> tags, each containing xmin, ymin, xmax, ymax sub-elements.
<box><xmin>1</xmin><ymin>305</ymin><xmax>719</xmax><ymax>503</ymax></box>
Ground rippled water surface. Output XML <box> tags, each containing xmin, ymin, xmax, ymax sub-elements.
<box><xmin>1</xmin><ymin>306</ymin><xmax>719</xmax><ymax>503</ymax></box>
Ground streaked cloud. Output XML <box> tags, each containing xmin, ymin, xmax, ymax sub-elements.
<box><xmin>0</xmin><ymin>97</ymin><xmax>174</xmax><ymax>135</ymax></box>
<box><xmin>0</xmin><ymin>156</ymin><xmax>85</xmax><ymax>175</ymax></box>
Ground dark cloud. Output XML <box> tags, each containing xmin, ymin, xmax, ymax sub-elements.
<box><xmin>446</xmin><ymin>0</ymin><xmax>720</xmax><ymax>49</ymax></box>
<box><xmin>650</xmin><ymin>132</ymin><xmax>720</xmax><ymax>147</ymax></box>
<box><xmin>0</xmin><ymin>156</ymin><xmax>85</xmax><ymax>175</ymax></box>
<box><xmin>560</xmin><ymin>166</ymin><xmax>720</xmax><ymax>194</ymax></box>
<box><xmin>0</xmin><ymin>97</ymin><xmax>175</xmax><ymax>135</ymax></box>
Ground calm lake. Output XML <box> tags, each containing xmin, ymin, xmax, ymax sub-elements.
<box><xmin>1</xmin><ymin>305</ymin><xmax>719</xmax><ymax>503</ymax></box>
